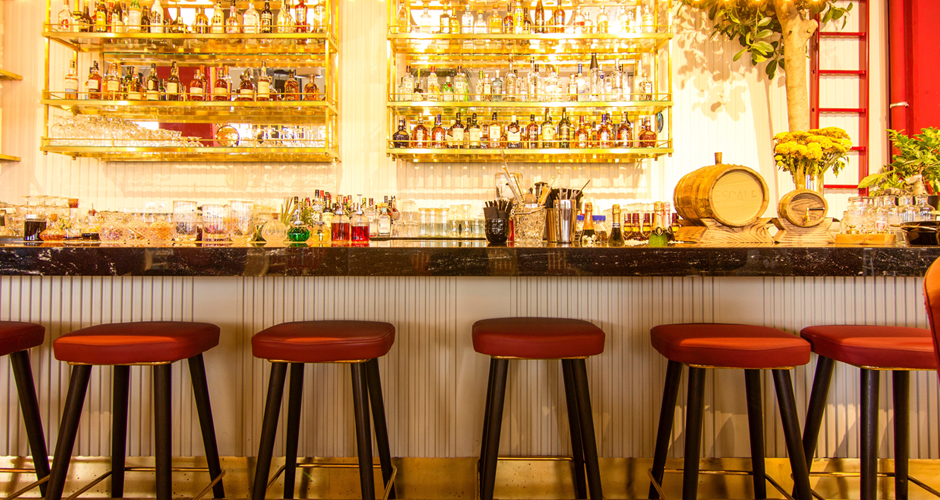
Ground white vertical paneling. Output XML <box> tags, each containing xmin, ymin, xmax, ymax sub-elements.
<box><xmin>2</xmin><ymin>274</ymin><xmax>937</xmax><ymax>460</ymax></box>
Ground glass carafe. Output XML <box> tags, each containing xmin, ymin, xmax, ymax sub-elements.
<box><xmin>916</xmin><ymin>195</ymin><xmax>935</xmax><ymax>221</ymax></box>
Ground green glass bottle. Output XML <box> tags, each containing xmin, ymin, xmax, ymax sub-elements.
<box><xmin>648</xmin><ymin>201</ymin><xmax>669</xmax><ymax>248</ymax></box>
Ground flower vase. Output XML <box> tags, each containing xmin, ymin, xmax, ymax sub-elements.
<box><xmin>815</xmin><ymin>174</ymin><xmax>826</xmax><ymax>195</ymax></box>
<box><xmin>792</xmin><ymin>169</ymin><xmax>807</xmax><ymax>190</ymax></box>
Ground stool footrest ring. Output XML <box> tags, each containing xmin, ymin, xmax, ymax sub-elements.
<box><xmin>3</xmin><ymin>472</ymin><xmax>49</xmax><ymax>500</ymax></box>
<box><xmin>265</xmin><ymin>460</ymin><xmax>398</xmax><ymax>500</ymax></box>
<box><xmin>808</xmin><ymin>470</ymin><xmax>940</xmax><ymax>498</ymax></box>
<box><xmin>61</xmin><ymin>466</ymin><xmax>225</xmax><ymax>500</ymax></box>
<box><xmin>648</xmin><ymin>467</ymin><xmax>822</xmax><ymax>500</ymax></box>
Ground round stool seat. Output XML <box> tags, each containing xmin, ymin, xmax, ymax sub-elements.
<box><xmin>801</xmin><ymin>325</ymin><xmax>938</xmax><ymax>370</ymax></box>
<box><xmin>472</xmin><ymin>317</ymin><xmax>605</xmax><ymax>359</ymax></box>
<box><xmin>0</xmin><ymin>321</ymin><xmax>45</xmax><ymax>357</ymax></box>
<box><xmin>651</xmin><ymin>323</ymin><xmax>810</xmax><ymax>369</ymax></box>
<box><xmin>251</xmin><ymin>321</ymin><xmax>395</xmax><ymax>362</ymax></box>
<box><xmin>53</xmin><ymin>322</ymin><xmax>220</xmax><ymax>365</ymax></box>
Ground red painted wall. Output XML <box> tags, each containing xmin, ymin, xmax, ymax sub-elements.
<box><xmin>889</xmin><ymin>0</ymin><xmax>940</xmax><ymax>134</ymax></box>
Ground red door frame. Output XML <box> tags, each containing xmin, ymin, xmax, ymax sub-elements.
<box><xmin>888</xmin><ymin>0</ymin><xmax>940</xmax><ymax>134</ymax></box>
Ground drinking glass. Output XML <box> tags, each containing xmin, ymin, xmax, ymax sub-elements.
<box><xmin>202</xmin><ymin>204</ymin><xmax>231</xmax><ymax>242</ymax></box>
<box><xmin>147</xmin><ymin>213</ymin><xmax>175</xmax><ymax>245</ymax></box>
<box><xmin>173</xmin><ymin>200</ymin><xmax>199</xmax><ymax>243</ymax></box>
<box><xmin>230</xmin><ymin>200</ymin><xmax>255</xmax><ymax>244</ymax></box>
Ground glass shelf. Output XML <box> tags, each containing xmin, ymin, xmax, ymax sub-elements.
<box><xmin>386</xmin><ymin>143</ymin><xmax>672</xmax><ymax>163</ymax></box>
<box><xmin>388</xmin><ymin>99</ymin><xmax>672</xmax><ymax>116</ymax></box>
<box><xmin>0</xmin><ymin>68</ymin><xmax>22</xmax><ymax>80</ymax></box>
<box><xmin>387</xmin><ymin>32</ymin><xmax>671</xmax><ymax>58</ymax></box>
<box><xmin>43</xmin><ymin>92</ymin><xmax>337</xmax><ymax>125</ymax></box>
<box><xmin>42</xmin><ymin>138</ymin><xmax>338</xmax><ymax>162</ymax></box>
<box><xmin>0</xmin><ymin>154</ymin><xmax>21</xmax><ymax>161</ymax></box>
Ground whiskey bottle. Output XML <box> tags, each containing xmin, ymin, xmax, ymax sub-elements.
<box><xmin>194</xmin><ymin>6</ymin><xmax>210</xmax><ymax>33</ymax></box>
<box><xmin>171</xmin><ymin>5</ymin><xmax>186</xmax><ymax>33</ymax></box>
<box><xmin>396</xmin><ymin>0</ymin><xmax>412</xmax><ymax>32</ymax></box>
<box><xmin>256</xmin><ymin>61</ymin><xmax>271</xmax><ymax>101</ymax></box>
<box><xmin>412</xmin><ymin>120</ymin><xmax>429</xmax><ymax>148</ymax></box>
<box><xmin>551</xmin><ymin>1</ymin><xmax>564</xmax><ymax>34</ymax></box>
<box><xmin>127</xmin><ymin>67</ymin><xmax>143</xmax><ymax>100</ymax></box>
<box><xmin>533</xmin><ymin>0</ymin><xmax>544</xmax><ymax>33</ymax></box>
<box><xmin>574</xmin><ymin>116</ymin><xmax>590</xmax><ymax>148</ymax></box>
<box><xmin>139</xmin><ymin>1</ymin><xmax>150</xmax><ymax>31</ymax></box>
<box><xmin>482</xmin><ymin>73</ymin><xmax>492</xmax><ymax>100</ymax></box>
<box><xmin>502</xmin><ymin>2</ymin><xmax>513</xmax><ymax>33</ymax></box>
<box><xmin>303</xmin><ymin>74</ymin><xmax>320</xmax><ymax>100</ymax></box>
<box><xmin>506</xmin><ymin>115</ymin><xmax>522</xmax><ymax>148</ymax></box>
<box><xmin>541</xmin><ymin>109</ymin><xmax>555</xmax><ymax>148</ymax></box>
<box><xmin>431</xmin><ymin>114</ymin><xmax>446</xmax><ymax>148</ymax></box>
<box><xmin>557</xmin><ymin>108</ymin><xmax>571</xmax><ymax>148</ymax></box>
<box><xmin>580</xmin><ymin>202</ymin><xmax>596</xmax><ymax>247</ymax></box>
<box><xmin>597</xmin><ymin>113</ymin><xmax>612</xmax><ymax>147</ymax></box>
<box><xmin>468</xmin><ymin>113</ymin><xmax>481</xmax><ymax>148</ymax></box>
<box><xmin>522</xmin><ymin>7</ymin><xmax>532</xmax><ymax>33</ymax></box>
<box><xmin>189</xmin><ymin>67</ymin><xmax>207</xmax><ymax>101</ymax></box>
<box><xmin>487</xmin><ymin>5</ymin><xmax>501</xmax><ymax>34</ymax></box>
<box><xmin>294</xmin><ymin>0</ymin><xmax>308</xmax><ymax>33</ymax></box>
<box><xmin>616</xmin><ymin>111</ymin><xmax>633</xmax><ymax>147</ymax></box>
<box><xmin>638</xmin><ymin>115</ymin><xmax>657</xmax><ymax>148</ymax></box>
<box><xmin>149</xmin><ymin>0</ymin><xmax>163</xmax><ymax>33</ymax></box>
<box><xmin>85</xmin><ymin>61</ymin><xmax>102</xmax><ymax>100</ymax></box>
<box><xmin>284</xmin><ymin>69</ymin><xmax>300</xmax><ymax>101</ymax></box>
<box><xmin>486</xmin><ymin>112</ymin><xmax>501</xmax><ymax>149</ymax></box>
<box><xmin>71</xmin><ymin>0</ymin><xmax>84</xmax><ymax>31</ymax></box>
<box><xmin>438</xmin><ymin>5</ymin><xmax>450</xmax><ymax>34</ymax></box>
<box><xmin>525</xmin><ymin>114</ymin><xmax>539</xmax><ymax>148</ymax></box>
<box><xmin>450</xmin><ymin>112</ymin><xmax>466</xmax><ymax>148</ymax></box>
<box><xmin>213</xmin><ymin>65</ymin><xmax>230</xmax><ymax>101</ymax></box>
<box><xmin>165</xmin><ymin>61</ymin><xmax>182</xmax><ymax>101</ymax></box>
<box><xmin>392</xmin><ymin>119</ymin><xmax>410</xmax><ymax>147</ymax></box>
<box><xmin>145</xmin><ymin>63</ymin><xmax>160</xmax><ymax>100</ymax></box>
<box><xmin>608</xmin><ymin>204</ymin><xmax>625</xmax><ymax>247</ymax></box>
<box><xmin>225</xmin><ymin>0</ymin><xmax>240</xmax><ymax>33</ymax></box>
<box><xmin>260</xmin><ymin>0</ymin><xmax>273</xmax><ymax>32</ymax></box>
<box><xmin>64</xmin><ymin>60</ymin><xmax>79</xmax><ymax>99</ymax></box>
<box><xmin>237</xmin><ymin>69</ymin><xmax>255</xmax><ymax>101</ymax></box>
<box><xmin>210</xmin><ymin>0</ymin><xmax>224</xmax><ymax>33</ymax></box>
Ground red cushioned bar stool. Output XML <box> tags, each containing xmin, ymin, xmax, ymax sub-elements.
<box><xmin>798</xmin><ymin>325</ymin><xmax>939</xmax><ymax>500</ymax></box>
<box><xmin>0</xmin><ymin>322</ymin><xmax>51</xmax><ymax>499</ymax></box>
<box><xmin>648</xmin><ymin>324</ymin><xmax>814</xmax><ymax>500</ymax></box>
<box><xmin>250</xmin><ymin>321</ymin><xmax>396</xmax><ymax>500</ymax></box>
<box><xmin>473</xmin><ymin>318</ymin><xmax>605</xmax><ymax>500</ymax></box>
<box><xmin>45</xmin><ymin>322</ymin><xmax>226</xmax><ymax>500</ymax></box>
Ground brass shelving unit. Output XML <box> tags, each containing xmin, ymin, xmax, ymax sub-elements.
<box><xmin>41</xmin><ymin>1</ymin><xmax>340</xmax><ymax>163</ymax></box>
<box><xmin>0</xmin><ymin>66</ymin><xmax>22</xmax><ymax>161</ymax></box>
<box><xmin>385</xmin><ymin>0</ymin><xmax>673</xmax><ymax>164</ymax></box>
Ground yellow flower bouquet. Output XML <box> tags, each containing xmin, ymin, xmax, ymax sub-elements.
<box><xmin>773</xmin><ymin>127</ymin><xmax>852</xmax><ymax>192</ymax></box>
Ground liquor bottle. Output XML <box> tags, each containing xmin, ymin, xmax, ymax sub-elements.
<box><xmin>72</xmin><ymin>0</ymin><xmax>85</xmax><ymax>31</ymax></box>
<box><xmin>396</xmin><ymin>0</ymin><xmax>412</xmax><ymax>32</ymax></box>
<box><xmin>525</xmin><ymin>114</ymin><xmax>539</xmax><ymax>148</ymax></box>
<box><xmin>487</xmin><ymin>112</ymin><xmax>501</xmax><ymax>149</ymax></box>
<box><xmin>467</xmin><ymin>113</ymin><xmax>481</xmax><ymax>148</ymax></box>
<box><xmin>557</xmin><ymin>108</ymin><xmax>571</xmax><ymax>148</ymax></box>
<box><xmin>526</xmin><ymin>59</ymin><xmax>540</xmax><ymax>100</ymax></box>
<box><xmin>454</xmin><ymin>67</ymin><xmax>469</xmax><ymax>102</ymax></box>
<box><xmin>491</xmin><ymin>71</ymin><xmax>503</xmax><ymax>102</ymax></box>
<box><xmin>487</xmin><ymin>5</ymin><xmax>501</xmax><ymax>33</ymax></box>
<box><xmin>608</xmin><ymin>204</ymin><xmax>625</xmax><ymax>247</ymax></box>
<box><xmin>551</xmin><ymin>1</ymin><xmax>564</xmax><ymax>34</ymax></box>
<box><xmin>243</xmin><ymin>2</ymin><xmax>260</xmax><ymax>33</ymax></box>
<box><xmin>125</xmin><ymin>0</ymin><xmax>141</xmax><ymax>32</ymax></box>
<box><xmin>648</xmin><ymin>201</ymin><xmax>668</xmax><ymax>247</ymax></box>
<box><xmin>597</xmin><ymin>113</ymin><xmax>612</xmax><ymax>147</ymax></box>
<box><xmin>574</xmin><ymin>116</ymin><xmax>590</xmax><ymax>148</ymax></box>
<box><xmin>417</xmin><ymin>3</ymin><xmax>432</xmax><ymax>33</ymax></box>
<box><xmin>303</xmin><ymin>74</ymin><xmax>320</xmax><ymax>100</ymax></box>
<box><xmin>64</xmin><ymin>60</ymin><xmax>79</xmax><ymax>99</ymax></box>
<box><xmin>619</xmin><ymin>5</ymin><xmax>635</xmax><ymax>34</ymax></box>
<box><xmin>596</xmin><ymin>5</ymin><xmax>608</xmax><ymax>33</ymax></box>
<box><xmin>504</xmin><ymin>64</ymin><xmax>516</xmax><ymax>101</ymax></box>
<box><xmin>377</xmin><ymin>206</ymin><xmax>392</xmax><ymax>237</ymax></box>
<box><xmin>502</xmin><ymin>3</ymin><xmax>513</xmax><ymax>33</ymax></box>
<box><xmin>127</xmin><ymin>67</ymin><xmax>143</xmax><ymax>100</ymax></box>
<box><xmin>635</xmin><ymin>64</ymin><xmax>653</xmax><ymax>101</ymax></box>
<box><xmin>260</xmin><ymin>0</ymin><xmax>273</xmax><ymax>32</ymax></box>
<box><xmin>461</xmin><ymin>6</ymin><xmax>473</xmax><ymax>33</ymax></box>
<box><xmin>311</xmin><ymin>0</ymin><xmax>326</xmax><ymax>32</ymax></box>
<box><xmin>513</xmin><ymin>1</ymin><xmax>524</xmax><ymax>33</ymax></box>
<box><xmin>331</xmin><ymin>205</ymin><xmax>351</xmax><ymax>245</ymax></box>
<box><xmin>119</xmin><ymin>64</ymin><xmax>132</xmax><ymax>97</ymax></box>
<box><xmin>426</xmin><ymin>66</ymin><xmax>440</xmax><ymax>101</ymax></box>
<box><xmin>149</xmin><ymin>0</ymin><xmax>163</xmax><ymax>33</ymax></box>
<box><xmin>188</xmin><ymin>68</ymin><xmax>207</xmax><ymax>101</ymax></box>
<box><xmin>392</xmin><ymin>119</ymin><xmax>410</xmax><ymax>147</ymax></box>
<box><xmin>450</xmin><ymin>112</ymin><xmax>466</xmax><ymax>148</ymax></box>
<box><xmin>638</xmin><ymin>115</ymin><xmax>657</xmax><ymax>147</ymax></box>
<box><xmin>213</xmin><ymin>65</ymin><xmax>230</xmax><ymax>101</ymax></box>
<box><xmin>571</xmin><ymin>3</ymin><xmax>585</xmax><ymax>33</ymax></box>
<box><xmin>522</xmin><ymin>7</ymin><xmax>532</xmax><ymax>33</ymax></box>
<box><xmin>256</xmin><ymin>61</ymin><xmax>271</xmax><ymax>101</ymax></box>
<box><xmin>506</xmin><ymin>115</ymin><xmax>522</xmax><ymax>148</ymax></box>
<box><xmin>350</xmin><ymin>205</ymin><xmax>370</xmax><ymax>245</ymax></box>
<box><xmin>145</xmin><ymin>63</ymin><xmax>160</xmax><ymax>100</ymax></box>
<box><xmin>640</xmin><ymin>2</ymin><xmax>654</xmax><ymax>33</ymax></box>
<box><xmin>412</xmin><ymin>120</ymin><xmax>429</xmax><ymax>148</ymax></box>
<box><xmin>210</xmin><ymin>0</ymin><xmax>225</xmax><ymax>33</ymax></box>
<box><xmin>94</xmin><ymin>0</ymin><xmax>107</xmax><ymax>32</ymax></box>
<box><xmin>85</xmin><ymin>62</ymin><xmax>102</xmax><ymax>100</ymax></box>
<box><xmin>533</xmin><ymin>0</ymin><xmax>544</xmax><ymax>33</ymax></box>
<box><xmin>57</xmin><ymin>0</ymin><xmax>73</xmax><ymax>31</ymax></box>
<box><xmin>474</xmin><ymin>11</ymin><xmax>486</xmax><ymax>38</ymax></box>
<box><xmin>225</xmin><ymin>0</ymin><xmax>240</xmax><ymax>33</ymax></box>
<box><xmin>580</xmin><ymin>202</ymin><xmax>596</xmax><ymax>246</ymax></box>
<box><xmin>163</xmin><ymin>61</ymin><xmax>181</xmax><ymax>101</ymax></box>
<box><xmin>482</xmin><ymin>73</ymin><xmax>492</xmax><ymax>100</ymax></box>
<box><xmin>541</xmin><ymin>109</ymin><xmax>555</xmax><ymax>148</ymax></box>
<box><xmin>441</xmin><ymin>76</ymin><xmax>454</xmax><ymax>102</ymax></box>
<box><xmin>171</xmin><ymin>5</ymin><xmax>186</xmax><ymax>33</ymax></box>
<box><xmin>611</xmin><ymin>62</ymin><xmax>624</xmax><ymax>100</ymax></box>
<box><xmin>140</xmin><ymin>1</ymin><xmax>150</xmax><ymax>31</ymax></box>
<box><xmin>438</xmin><ymin>6</ymin><xmax>451</xmax><ymax>34</ymax></box>
<box><xmin>543</xmin><ymin>65</ymin><xmax>559</xmax><ymax>101</ymax></box>
<box><xmin>236</xmin><ymin>70</ymin><xmax>254</xmax><ymax>100</ymax></box>
<box><xmin>194</xmin><ymin>6</ymin><xmax>210</xmax><ymax>33</ymax></box>
<box><xmin>277</xmin><ymin>0</ymin><xmax>294</xmax><ymax>33</ymax></box>
<box><xmin>616</xmin><ymin>111</ymin><xmax>633</xmax><ymax>147</ymax></box>
<box><xmin>283</xmin><ymin>69</ymin><xmax>300</xmax><ymax>100</ymax></box>
<box><xmin>431</xmin><ymin>114</ymin><xmax>446</xmax><ymax>148</ymax></box>
<box><xmin>294</xmin><ymin>0</ymin><xmax>307</xmax><ymax>33</ymax></box>
<box><xmin>589</xmin><ymin>53</ymin><xmax>601</xmax><ymax>101</ymax></box>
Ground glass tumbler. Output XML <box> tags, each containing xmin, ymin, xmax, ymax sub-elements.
<box><xmin>173</xmin><ymin>200</ymin><xmax>199</xmax><ymax>243</ymax></box>
<box><xmin>230</xmin><ymin>200</ymin><xmax>255</xmax><ymax>244</ymax></box>
<box><xmin>202</xmin><ymin>204</ymin><xmax>231</xmax><ymax>242</ymax></box>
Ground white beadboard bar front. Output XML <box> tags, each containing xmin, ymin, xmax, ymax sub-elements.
<box><xmin>1</xmin><ymin>275</ymin><xmax>935</xmax><ymax>461</ymax></box>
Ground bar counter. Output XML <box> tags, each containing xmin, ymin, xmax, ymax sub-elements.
<box><xmin>1</xmin><ymin>241</ymin><xmax>938</xmax><ymax>277</ymax></box>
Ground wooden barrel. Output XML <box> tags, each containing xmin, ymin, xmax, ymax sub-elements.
<box><xmin>777</xmin><ymin>189</ymin><xmax>829</xmax><ymax>227</ymax></box>
<box><xmin>673</xmin><ymin>163</ymin><xmax>770</xmax><ymax>227</ymax></box>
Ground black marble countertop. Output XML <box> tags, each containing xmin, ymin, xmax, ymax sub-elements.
<box><xmin>1</xmin><ymin>241</ymin><xmax>938</xmax><ymax>277</ymax></box>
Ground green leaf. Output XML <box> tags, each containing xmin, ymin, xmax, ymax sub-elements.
<box><xmin>859</xmin><ymin>172</ymin><xmax>889</xmax><ymax>189</ymax></box>
<box><xmin>733</xmin><ymin>48</ymin><xmax>747</xmax><ymax>62</ymax></box>
<box><xmin>765</xmin><ymin>59</ymin><xmax>778</xmax><ymax>78</ymax></box>
<box><xmin>822</xmin><ymin>9</ymin><xmax>833</xmax><ymax>23</ymax></box>
<box><xmin>727</xmin><ymin>10</ymin><xmax>740</xmax><ymax>24</ymax></box>
<box><xmin>756</xmin><ymin>29</ymin><xmax>773</xmax><ymax>39</ymax></box>
<box><xmin>757</xmin><ymin>16</ymin><xmax>772</xmax><ymax>27</ymax></box>
<box><xmin>751</xmin><ymin>52</ymin><xmax>767</xmax><ymax>64</ymax></box>
<box><xmin>832</xmin><ymin>9</ymin><xmax>844</xmax><ymax>20</ymax></box>
<box><xmin>752</xmin><ymin>41</ymin><xmax>774</xmax><ymax>55</ymax></box>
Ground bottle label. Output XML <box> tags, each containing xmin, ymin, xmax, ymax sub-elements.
<box><xmin>257</xmin><ymin>81</ymin><xmax>270</xmax><ymax>98</ymax></box>
<box><xmin>542</xmin><ymin>127</ymin><xmax>555</xmax><ymax>146</ymax></box>
<box><xmin>213</xmin><ymin>87</ymin><xmax>228</xmax><ymax>96</ymax></box>
<box><xmin>489</xmin><ymin>125</ymin><xmax>500</xmax><ymax>140</ymax></box>
<box><xmin>483</xmin><ymin>83</ymin><xmax>491</xmax><ymax>96</ymax></box>
<box><xmin>469</xmin><ymin>128</ymin><xmax>481</xmax><ymax>145</ymax></box>
<box><xmin>452</xmin><ymin>129</ymin><xmax>465</xmax><ymax>144</ymax></box>
<box><xmin>190</xmin><ymin>86</ymin><xmax>204</xmax><ymax>95</ymax></box>
<box><xmin>507</xmin><ymin>131</ymin><xmax>520</xmax><ymax>143</ymax></box>
<box><xmin>211</xmin><ymin>24</ymin><xmax>224</xmax><ymax>34</ymax></box>
<box><xmin>106</xmin><ymin>80</ymin><xmax>119</xmax><ymax>92</ymax></box>
<box><xmin>65</xmin><ymin>77</ymin><xmax>79</xmax><ymax>93</ymax></box>
<box><xmin>85</xmin><ymin>79</ymin><xmax>99</xmax><ymax>91</ymax></box>
<box><xmin>146</xmin><ymin>90</ymin><xmax>159</xmax><ymax>100</ymax></box>
<box><xmin>240</xmin><ymin>88</ymin><xmax>253</xmax><ymax>98</ymax></box>
<box><xmin>166</xmin><ymin>82</ymin><xmax>178</xmax><ymax>95</ymax></box>
<box><xmin>128</xmin><ymin>11</ymin><xmax>141</xmax><ymax>29</ymax></box>
<box><xmin>127</xmin><ymin>91</ymin><xmax>141</xmax><ymax>100</ymax></box>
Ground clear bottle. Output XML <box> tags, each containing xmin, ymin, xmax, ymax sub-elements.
<box><xmin>439</xmin><ymin>6</ymin><xmax>451</xmax><ymax>34</ymax></box>
<box><xmin>619</xmin><ymin>5</ymin><xmax>635</xmax><ymax>34</ymax></box>
<box><xmin>350</xmin><ymin>206</ymin><xmax>370</xmax><ymax>245</ymax></box>
<box><xmin>596</xmin><ymin>5</ymin><xmax>609</xmax><ymax>33</ymax></box>
<box><xmin>165</xmin><ymin>61</ymin><xmax>182</xmax><ymax>101</ymax></box>
<box><xmin>571</xmin><ymin>3</ymin><xmax>585</xmax><ymax>33</ymax></box>
<box><xmin>277</xmin><ymin>0</ymin><xmax>294</xmax><ymax>33</ymax></box>
<box><xmin>441</xmin><ymin>76</ymin><xmax>454</xmax><ymax>102</ymax></box>
<box><xmin>210</xmin><ymin>0</ymin><xmax>225</xmax><ymax>33</ymax></box>
<box><xmin>544</xmin><ymin>66</ymin><xmax>559</xmax><ymax>101</ymax></box>
<box><xmin>311</xmin><ymin>0</ymin><xmax>326</xmax><ymax>32</ymax></box>
<box><xmin>916</xmin><ymin>195</ymin><xmax>936</xmax><ymax>221</ymax></box>
<box><xmin>256</xmin><ymin>61</ymin><xmax>271</xmax><ymax>101</ymax></box>
<box><xmin>64</xmin><ymin>60</ymin><xmax>79</xmax><ymax>100</ymax></box>
<box><xmin>482</xmin><ymin>72</ymin><xmax>492</xmax><ymax>100</ymax></box>
<box><xmin>474</xmin><ymin>11</ymin><xmax>486</xmax><ymax>40</ymax></box>
<box><xmin>242</xmin><ymin>1</ymin><xmax>260</xmax><ymax>33</ymax></box>
<box><xmin>491</xmin><ymin>72</ymin><xmax>503</xmax><ymax>102</ymax></box>
<box><xmin>400</xmin><ymin>66</ymin><xmax>414</xmax><ymax>101</ymax></box>
<box><xmin>575</xmin><ymin>64</ymin><xmax>588</xmax><ymax>102</ymax></box>
<box><xmin>377</xmin><ymin>206</ymin><xmax>392</xmax><ymax>236</ymax></box>
<box><xmin>57</xmin><ymin>0</ymin><xmax>74</xmax><ymax>31</ymax></box>
<box><xmin>331</xmin><ymin>205</ymin><xmax>351</xmax><ymax>245</ymax></box>
<box><xmin>149</xmin><ymin>0</ymin><xmax>163</xmax><ymax>33</ymax></box>
<box><xmin>194</xmin><ymin>6</ymin><xmax>210</xmax><ymax>33</ymax></box>
<box><xmin>589</xmin><ymin>53</ymin><xmax>601</xmax><ymax>101</ymax></box>
<box><xmin>461</xmin><ymin>6</ymin><xmax>473</xmax><ymax>33</ymax></box>
<box><xmin>580</xmin><ymin>202</ymin><xmax>597</xmax><ymax>246</ymax></box>
<box><xmin>568</xmin><ymin>73</ymin><xmax>578</xmax><ymax>101</ymax></box>
<box><xmin>504</xmin><ymin>66</ymin><xmax>517</xmax><ymax>101</ymax></box>
<box><xmin>454</xmin><ymin>66</ymin><xmax>469</xmax><ymax>102</ymax></box>
<box><xmin>426</xmin><ymin>66</ymin><xmax>440</xmax><ymax>101</ymax></box>
<box><xmin>487</xmin><ymin>112</ymin><xmax>502</xmax><ymax>149</ymax></box>
<box><xmin>636</xmin><ymin>62</ymin><xmax>653</xmax><ymax>101</ymax></box>
<box><xmin>418</xmin><ymin>3</ymin><xmax>432</xmax><ymax>33</ymax></box>
<box><xmin>225</xmin><ymin>0</ymin><xmax>240</xmax><ymax>33</ymax></box>
<box><xmin>85</xmin><ymin>61</ymin><xmax>102</xmax><ymax>100</ymax></box>
<box><xmin>526</xmin><ymin>60</ymin><xmax>540</xmax><ymax>100</ymax></box>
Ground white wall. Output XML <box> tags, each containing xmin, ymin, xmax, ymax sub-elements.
<box><xmin>0</xmin><ymin>0</ymin><xmax>886</xmax><ymax>218</ymax></box>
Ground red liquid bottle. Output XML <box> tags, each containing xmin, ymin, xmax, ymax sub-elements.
<box><xmin>350</xmin><ymin>205</ymin><xmax>370</xmax><ymax>245</ymax></box>
<box><xmin>330</xmin><ymin>206</ymin><xmax>351</xmax><ymax>245</ymax></box>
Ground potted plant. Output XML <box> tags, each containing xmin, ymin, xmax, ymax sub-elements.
<box><xmin>773</xmin><ymin>127</ymin><xmax>852</xmax><ymax>192</ymax></box>
<box><xmin>859</xmin><ymin>127</ymin><xmax>940</xmax><ymax>196</ymax></box>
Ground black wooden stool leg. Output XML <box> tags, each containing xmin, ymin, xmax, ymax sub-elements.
<box><xmin>188</xmin><ymin>354</ymin><xmax>226</xmax><ymax>499</ymax></box>
<box><xmin>283</xmin><ymin>363</ymin><xmax>305</xmax><ymax>499</ymax></box>
<box><xmin>351</xmin><ymin>362</ymin><xmax>376</xmax><ymax>500</ymax></box>
<box><xmin>744</xmin><ymin>369</ymin><xmax>767</xmax><ymax>499</ymax></box>
<box><xmin>478</xmin><ymin>358</ymin><xmax>498</xmax><ymax>493</ymax></box>
<box><xmin>772</xmin><ymin>369</ymin><xmax>812</xmax><ymax>500</ymax></box>
<box><xmin>562</xmin><ymin>359</ymin><xmax>588</xmax><ymax>499</ymax></box>
<box><xmin>366</xmin><ymin>358</ymin><xmax>396</xmax><ymax>499</ymax></box>
<box><xmin>893</xmin><ymin>370</ymin><xmax>910</xmax><ymax>500</ymax></box>
<box><xmin>46</xmin><ymin>364</ymin><xmax>92</xmax><ymax>500</ymax></box>
<box><xmin>649</xmin><ymin>360</ymin><xmax>683</xmax><ymax>500</ymax></box>
<box><xmin>860</xmin><ymin>368</ymin><xmax>879</xmax><ymax>500</ymax></box>
<box><xmin>111</xmin><ymin>365</ymin><xmax>131</xmax><ymax>498</ymax></box>
<box><xmin>252</xmin><ymin>362</ymin><xmax>288</xmax><ymax>500</ymax></box>
<box><xmin>801</xmin><ymin>357</ymin><xmax>835</xmax><ymax>466</ymax></box>
<box><xmin>9</xmin><ymin>350</ymin><xmax>50</xmax><ymax>497</ymax></box>
<box><xmin>683</xmin><ymin>366</ymin><xmax>706</xmax><ymax>500</ymax></box>
<box><xmin>154</xmin><ymin>364</ymin><xmax>173</xmax><ymax>500</ymax></box>
<box><xmin>480</xmin><ymin>358</ymin><xmax>509</xmax><ymax>500</ymax></box>
<box><xmin>571</xmin><ymin>359</ymin><xmax>603</xmax><ymax>500</ymax></box>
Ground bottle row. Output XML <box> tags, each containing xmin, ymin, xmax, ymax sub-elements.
<box><xmin>65</xmin><ymin>60</ymin><xmax>324</xmax><ymax>102</ymax></box>
<box><xmin>391</xmin><ymin>110</ymin><xmax>660</xmax><ymax>149</ymax></box>
<box><xmin>393</xmin><ymin>57</ymin><xmax>655</xmax><ymax>103</ymax></box>
<box><xmin>394</xmin><ymin>0</ymin><xmax>662</xmax><ymax>36</ymax></box>
<box><xmin>54</xmin><ymin>0</ymin><xmax>329</xmax><ymax>35</ymax></box>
